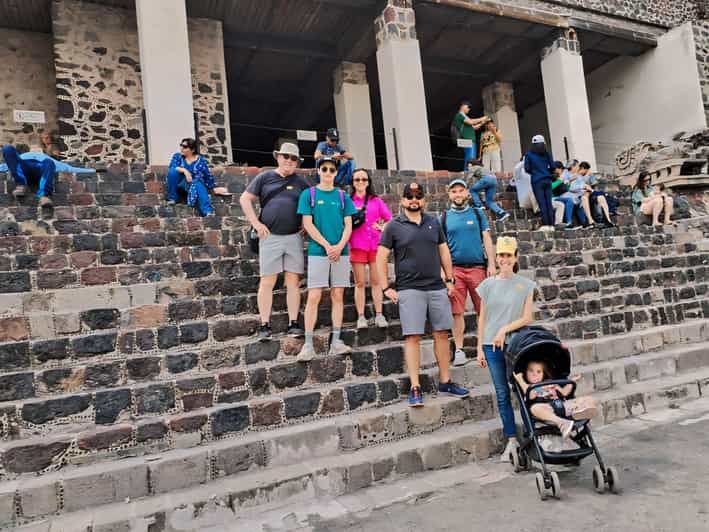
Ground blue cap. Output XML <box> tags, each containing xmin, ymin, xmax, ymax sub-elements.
<box><xmin>448</xmin><ymin>178</ymin><xmax>467</xmax><ymax>189</ymax></box>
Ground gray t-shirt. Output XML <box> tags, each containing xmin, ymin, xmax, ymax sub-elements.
<box><xmin>476</xmin><ymin>274</ymin><xmax>536</xmax><ymax>345</ymax></box>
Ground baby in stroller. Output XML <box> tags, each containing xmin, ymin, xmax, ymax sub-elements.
<box><xmin>514</xmin><ymin>360</ymin><xmax>598</xmax><ymax>439</ymax></box>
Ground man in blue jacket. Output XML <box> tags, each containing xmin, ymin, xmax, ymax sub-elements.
<box><xmin>523</xmin><ymin>134</ymin><xmax>555</xmax><ymax>230</ymax></box>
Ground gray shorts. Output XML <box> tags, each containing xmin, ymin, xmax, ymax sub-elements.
<box><xmin>307</xmin><ymin>255</ymin><xmax>351</xmax><ymax>289</ymax></box>
<box><xmin>259</xmin><ymin>233</ymin><xmax>305</xmax><ymax>276</ymax></box>
<box><xmin>398</xmin><ymin>288</ymin><xmax>453</xmax><ymax>336</ymax></box>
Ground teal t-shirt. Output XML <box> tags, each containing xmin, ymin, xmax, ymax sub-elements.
<box><xmin>297</xmin><ymin>187</ymin><xmax>358</xmax><ymax>256</ymax></box>
<box><xmin>442</xmin><ymin>207</ymin><xmax>489</xmax><ymax>266</ymax></box>
<box><xmin>476</xmin><ymin>274</ymin><xmax>536</xmax><ymax>345</ymax></box>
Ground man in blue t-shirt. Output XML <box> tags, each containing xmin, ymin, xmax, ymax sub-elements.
<box><xmin>442</xmin><ymin>178</ymin><xmax>496</xmax><ymax>367</ymax></box>
<box><xmin>314</xmin><ymin>128</ymin><xmax>355</xmax><ymax>186</ymax></box>
<box><xmin>296</xmin><ymin>156</ymin><xmax>358</xmax><ymax>362</ymax></box>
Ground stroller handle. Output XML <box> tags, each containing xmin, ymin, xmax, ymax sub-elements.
<box><xmin>524</xmin><ymin>379</ymin><xmax>577</xmax><ymax>402</ymax></box>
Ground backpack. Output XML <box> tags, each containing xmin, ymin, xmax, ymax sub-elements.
<box><xmin>309</xmin><ymin>186</ymin><xmax>345</xmax><ymax>210</ymax></box>
<box><xmin>450</xmin><ymin>117</ymin><xmax>464</xmax><ymax>143</ymax></box>
<box><xmin>441</xmin><ymin>207</ymin><xmax>487</xmax><ymax>261</ymax></box>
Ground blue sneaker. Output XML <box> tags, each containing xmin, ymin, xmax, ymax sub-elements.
<box><xmin>439</xmin><ymin>380</ymin><xmax>470</xmax><ymax>398</ymax></box>
<box><xmin>408</xmin><ymin>386</ymin><xmax>424</xmax><ymax>408</ymax></box>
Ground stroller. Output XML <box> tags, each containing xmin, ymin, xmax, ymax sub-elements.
<box><xmin>504</xmin><ymin>326</ymin><xmax>620</xmax><ymax>500</ymax></box>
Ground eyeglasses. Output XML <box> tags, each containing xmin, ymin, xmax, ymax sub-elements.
<box><xmin>320</xmin><ymin>166</ymin><xmax>337</xmax><ymax>174</ymax></box>
<box><xmin>404</xmin><ymin>192</ymin><xmax>424</xmax><ymax>200</ymax></box>
<box><xmin>353</xmin><ymin>178</ymin><xmax>369</xmax><ymax>182</ymax></box>
<box><xmin>279</xmin><ymin>154</ymin><xmax>299</xmax><ymax>162</ymax></box>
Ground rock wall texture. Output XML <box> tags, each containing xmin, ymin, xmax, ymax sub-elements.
<box><xmin>693</xmin><ymin>20</ymin><xmax>709</xmax><ymax>123</ymax></box>
<box><xmin>544</xmin><ymin>0</ymin><xmax>697</xmax><ymax>28</ymax></box>
<box><xmin>0</xmin><ymin>29</ymin><xmax>57</xmax><ymax>146</ymax></box>
<box><xmin>50</xmin><ymin>0</ymin><xmax>231</xmax><ymax>165</ymax></box>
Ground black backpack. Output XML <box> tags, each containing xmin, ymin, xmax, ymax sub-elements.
<box><xmin>450</xmin><ymin>118</ymin><xmax>463</xmax><ymax>143</ymax></box>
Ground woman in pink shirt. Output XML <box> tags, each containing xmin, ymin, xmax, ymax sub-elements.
<box><xmin>350</xmin><ymin>169</ymin><xmax>392</xmax><ymax>329</ymax></box>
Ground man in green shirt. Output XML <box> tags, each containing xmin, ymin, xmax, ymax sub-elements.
<box><xmin>453</xmin><ymin>100</ymin><xmax>489</xmax><ymax>171</ymax></box>
<box><xmin>296</xmin><ymin>157</ymin><xmax>358</xmax><ymax>361</ymax></box>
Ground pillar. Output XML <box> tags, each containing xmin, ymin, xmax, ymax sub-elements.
<box><xmin>374</xmin><ymin>1</ymin><xmax>433</xmax><ymax>171</ymax></box>
<box><xmin>136</xmin><ymin>0</ymin><xmax>195</xmax><ymax>165</ymax></box>
<box><xmin>540</xmin><ymin>30</ymin><xmax>597</xmax><ymax>169</ymax></box>
<box><xmin>482</xmin><ymin>82</ymin><xmax>522</xmax><ymax>173</ymax></box>
<box><xmin>333</xmin><ymin>62</ymin><xmax>377</xmax><ymax>169</ymax></box>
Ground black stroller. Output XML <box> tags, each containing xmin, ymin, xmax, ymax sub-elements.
<box><xmin>504</xmin><ymin>326</ymin><xmax>620</xmax><ymax>500</ymax></box>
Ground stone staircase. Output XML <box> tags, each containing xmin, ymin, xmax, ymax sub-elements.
<box><xmin>0</xmin><ymin>165</ymin><xmax>708</xmax><ymax>530</ymax></box>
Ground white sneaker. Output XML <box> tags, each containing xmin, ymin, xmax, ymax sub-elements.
<box><xmin>452</xmin><ymin>349</ymin><xmax>467</xmax><ymax>366</ymax></box>
<box><xmin>329</xmin><ymin>339</ymin><xmax>352</xmax><ymax>355</ymax></box>
<box><xmin>356</xmin><ymin>316</ymin><xmax>368</xmax><ymax>329</ymax></box>
<box><xmin>539</xmin><ymin>225</ymin><xmax>555</xmax><ymax>232</ymax></box>
<box><xmin>374</xmin><ymin>314</ymin><xmax>389</xmax><ymax>328</ymax></box>
<box><xmin>500</xmin><ymin>438</ymin><xmax>518</xmax><ymax>462</ymax></box>
<box><xmin>296</xmin><ymin>344</ymin><xmax>316</xmax><ymax>362</ymax></box>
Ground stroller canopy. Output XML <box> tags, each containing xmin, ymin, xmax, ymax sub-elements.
<box><xmin>505</xmin><ymin>326</ymin><xmax>571</xmax><ymax>381</ymax></box>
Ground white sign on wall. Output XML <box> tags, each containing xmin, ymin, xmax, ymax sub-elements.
<box><xmin>13</xmin><ymin>110</ymin><xmax>46</xmax><ymax>124</ymax></box>
<box><xmin>296</xmin><ymin>130</ymin><xmax>317</xmax><ymax>142</ymax></box>
<box><xmin>456</xmin><ymin>138</ymin><xmax>473</xmax><ymax>148</ymax></box>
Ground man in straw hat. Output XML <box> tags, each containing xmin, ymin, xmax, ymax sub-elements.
<box><xmin>240</xmin><ymin>141</ymin><xmax>310</xmax><ymax>340</ymax></box>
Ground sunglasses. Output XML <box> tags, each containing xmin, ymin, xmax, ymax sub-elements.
<box><xmin>280</xmin><ymin>154</ymin><xmax>299</xmax><ymax>162</ymax></box>
<box><xmin>320</xmin><ymin>166</ymin><xmax>337</xmax><ymax>174</ymax></box>
<box><xmin>353</xmin><ymin>177</ymin><xmax>369</xmax><ymax>182</ymax></box>
<box><xmin>404</xmin><ymin>192</ymin><xmax>424</xmax><ymax>200</ymax></box>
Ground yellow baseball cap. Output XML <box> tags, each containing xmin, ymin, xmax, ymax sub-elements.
<box><xmin>496</xmin><ymin>236</ymin><xmax>518</xmax><ymax>255</ymax></box>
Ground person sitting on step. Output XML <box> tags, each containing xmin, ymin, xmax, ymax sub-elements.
<box><xmin>165</xmin><ymin>137</ymin><xmax>228</xmax><ymax>216</ymax></box>
<box><xmin>1</xmin><ymin>134</ymin><xmax>95</xmax><ymax>208</ymax></box>
<box><xmin>631</xmin><ymin>172</ymin><xmax>674</xmax><ymax>226</ymax></box>
<box><xmin>314</xmin><ymin>128</ymin><xmax>355</xmax><ymax>187</ymax></box>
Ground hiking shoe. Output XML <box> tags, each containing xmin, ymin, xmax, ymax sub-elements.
<box><xmin>329</xmin><ymin>339</ymin><xmax>352</xmax><ymax>356</ymax></box>
<box><xmin>287</xmin><ymin>321</ymin><xmax>303</xmax><ymax>337</ymax></box>
<box><xmin>374</xmin><ymin>314</ymin><xmax>389</xmax><ymax>328</ymax></box>
<box><xmin>38</xmin><ymin>196</ymin><xmax>53</xmax><ymax>207</ymax></box>
<box><xmin>296</xmin><ymin>343</ymin><xmax>316</xmax><ymax>362</ymax></box>
<box><xmin>12</xmin><ymin>186</ymin><xmax>26</xmax><ymax>198</ymax></box>
<box><xmin>408</xmin><ymin>386</ymin><xmax>424</xmax><ymax>408</ymax></box>
<box><xmin>439</xmin><ymin>380</ymin><xmax>470</xmax><ymax>398</ymax></box>
<box><xmin>257</xmin><ymin>323</ymin><xmax>272</xmax><ymax>341</ymax></box>
<box><xmin>356</xmin><ymin>316</ymin><xmax>368</xmax><ymax>329</ymax></box>
<box><xmin>498</xmin><ymin>212</ymin><xmax>510</xmax><ymax>222</ymax></box>
<box><xmin>452</xmin><ymin>349</ymin><xmax>468</xmax><ymax>367</ymax></box>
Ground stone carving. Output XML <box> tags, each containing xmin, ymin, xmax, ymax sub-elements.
<box><xmin>482</xmin><ymin>82</ymin><xmax>516</xmax><ymax>115</ymax></box>
<box><xmin>374</xmin><ymin>1</ymin><xmax>417</xmax><ymax>49</ymax></box>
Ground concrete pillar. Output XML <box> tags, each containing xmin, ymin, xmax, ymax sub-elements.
<box><xmin>333</xmin><ymin>62</ymin><xmax>377</xmax><ymax>169</ymax></box>
<box><xmin>135</xmin><ymin>0</ymin><xmax>195</xmax><ymax>165</ymax></box>
<box><xmin>374</xmin><ymin>1</ymin><xmax>433</xmax><ymax>171</ymax></box>
<box><xmin>540</xmin><ymin>30</ymin><xmax>597</xmax><ymax>169</ymax></box>
<box><xmin>482</xmin><ymin>82</ymin><xmax>522</xmax><ymax>172</ymax></box>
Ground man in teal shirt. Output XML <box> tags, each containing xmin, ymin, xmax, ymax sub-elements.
<box><xmin>452</xmin><ymin>101</ymin><xmax>489</xmax><ymax>170</ymax></box>
<box><xmin>296</xmin><ymin>156</ymin><xmax>358</xmax><ymax>361</ymax></box>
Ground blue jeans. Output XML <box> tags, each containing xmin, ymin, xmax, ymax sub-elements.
<box><xmin>2</xmin><ymin>145</ymin><xmax>55</xmax><ymax>198</ymax></box>
<box><xmin>337</xmin><ymin>159</ymin><xmax>355</xmax><ymax>187</ymax></box>
<box><xmin>483</xmin><ymin>345</ymin><xmax>517</xmax><ymax>438</ymax></box>
<box><xmin>532</xmin><ymin>178</ymin><xmax>554</xmax><ymax>226</ymax></box>
<box><xmin>166</xmin><ymin>169</ymin><xmax>214</xmax><ymax>216</ymax></box>
<box><xmin>463</xmin><ymin>145</ymin><xmax>477</xmax><ymax>170</ymax></box>
<box><xmin>554</xmin><ymin>196</ymin><xmax>575</xmax><ymax>224</ymax></box>
<box><xmin>469</xmin><ymin>175</ymin><xmax>505</xmax><ymax>217</ymax></box>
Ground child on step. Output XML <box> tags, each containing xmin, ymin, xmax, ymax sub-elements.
<box><xmin>514</xmin><ymin>360</ymin><xmax>598</xmax><ymax>438</ymax></box>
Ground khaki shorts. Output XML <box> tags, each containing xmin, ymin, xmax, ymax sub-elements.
<box><xmin>259</xmin><ymin>233</ymin><xmax>304</xmax><ymax>276</ymax></box>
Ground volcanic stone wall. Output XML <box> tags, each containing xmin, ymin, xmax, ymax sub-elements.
<box><xmin>693</xmin><ymin>20</ymin><xmax>709</xmax><ymax>123</ymax></box>
<box><xmin>0</xmin><ymin>28</ymin><xmax>58</xmax><ymax>146</ymax></box>
<box><xmin>547</xmin><ymin>0</ymin><xmax>697</xmax><ymax>27</ymax></box>
<box><xmin>51</xmin><ymin>0</ymin><xmax>231</xmax><ymax>165</ymax></box>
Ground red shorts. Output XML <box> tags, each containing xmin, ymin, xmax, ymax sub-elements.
<box><xmin>449</xmin><ymin>266</ymin><xmax>486</xmax><ymax>314</ymax></box>
<box><xmin>350</xmin><ymin>248</ymin><xmax>377</xmax><ymax>264</ymax></box>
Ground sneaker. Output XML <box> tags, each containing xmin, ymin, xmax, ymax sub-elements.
<box><xmin>569</xmin><ymin>224</ymin><xmax>583</xmax><ymax>231</ymax></box>
<box><xmin>497</xmin><ymin>212</ymin><xmax>510</xmax><ymax>222</ymax></box>
<box><xmin>38</xmin><ymin>196</ymin><xmax>53</xmax><ymax>207</ymax></box>
<box><xmin>257</xmin><ymin>323</ymin><xmax>272</xmax><ymax>341</ymax></box>
<box><xmin>539</xmin><ymin>225</ymin><xmax>555</xmax><ymax>232</ymax></box>
<box><xmin>166</xmin><ymin>199</ymin><xmax>176</xmax><ymax>206</ymax></box>
<box><xmin>12</xmin><ymin>185</ymin><xmax>26</xmax><ymax>198</ymax></box>
<box><xmin>408</xmin><ymin>386</ymin><xmax>424</xmax><ymax>408</ymax></box>
<box><xmin>296</xmin><ymin>343</ymin><xmax>316</xmax><ymax>362</ymax></box>
<box><xmin>500</xmin><ymin>437</ymin><xmax>518</xmax><ymax>462</ymax></box>
<box><xmin>559</xmin><ymin>419</ymin><xmax>574</xmax><ymax>439</ymax></box>
<box><xmin>374</xmin><ymin>314</ymin><xmax>388</xmax><ymax>328</ymax></box>
<box><xmin>439</xmin><ymin>380</ymin><xmax>470</xmax><ymax>398</ymax></box>
<box><xmin>287</xmin><ymin>321</ymin><xmax>304</xmax><ymax>337</ymax></box>
<box><xmin>356</xmin><ymin>316</ymin><xmax>368</xmax><ymax>329</ymax></box>
<box><xmin>452</xmin><ymin>349</ymin><xmax>468</xmax><ymax>367</ymax></box>
<box><xmin>329</xmin><ymin>339</ymin><xmax>352</xmax><ymax>355</ymax></box>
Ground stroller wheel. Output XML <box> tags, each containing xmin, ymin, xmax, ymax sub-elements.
<box><xmin>550</xmin><ymin>471</ymin><xmax>561</xmax><ymax>499</ymax></box>
<box><xmin>592</xmin><ymin>466</ymin><xmax>606</xmax><ymax>494</ymax></box>
<box><xmin>606</xmin><ymin>466</ymin><xmax>621</xmax><ymax>494</ymax></box>
<box><xmin>535</xmin><ymin>472</ymin><xmax>548</xmax><ymax>501</ymax></box>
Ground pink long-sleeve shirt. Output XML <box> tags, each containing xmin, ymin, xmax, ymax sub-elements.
<box><xmin>349</xmin><ymin>195</ymin><xmax>393</xmax><ymax>252</ymax></box>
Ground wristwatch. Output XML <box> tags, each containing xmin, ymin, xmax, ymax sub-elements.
<box><xmin>445</xmin><ymin>278</ymin><xmax>455</xmax><ymax>285</ymax></box>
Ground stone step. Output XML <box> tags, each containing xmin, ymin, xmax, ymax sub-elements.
<box><xmin>5</xmin><ymin>365</ymin><xmax>709</xmax><ymax>530</ymax></box>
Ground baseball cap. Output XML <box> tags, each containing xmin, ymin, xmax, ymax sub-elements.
<box><xmin>326</xmin><ymin>128</ymin><xmax>339</xmax><ymax>141</ymax></box>
<box><xmin>532</xmin><ymin>134</ymin><xmax>545</xmax><ymax>144</ymax></box>
<box><xmin>496</xmin><ymin>236</ymin><xmax>518</xmax><ymax>255</ymax></box>
<box><xmin>448</xmin><ymin>178</ymin><xmax>467</xmax><ymax>189</ymax></box>
<box><xmin>316</xmin><ymin>156</ymin><xmax>339</xmax><ymax>168</ymax></box>
<box><xmin>402</xmin><ymin>182</ymin><xmax>425</xmax><ymax>197</ymax></box>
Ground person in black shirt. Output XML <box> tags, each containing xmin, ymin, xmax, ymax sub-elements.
<box><xmin>377</xmin><ymin>182</ymin><xmax>470</xmax><ymax>408</ymax></box>
<box><xmin>240</xmin><ymin>142</ymin><xmax>310</xmax><ymax>339</ymax></box>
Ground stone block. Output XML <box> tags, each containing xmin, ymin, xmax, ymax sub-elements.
<box><xmin>72</xmin><ymin>333</ymin><xmax>117</xmax><ymax>356</ymax></box>
<box><xmin>81</xmin><ymin>267</ymin><xmax>116</xmax><ymax>285</ymax></box>
<box><xmin>679</xmin><ymin>322</ymin><xmax>705</xmax><ymax>344</ymax></box>
<box><xmin>80</xmin><ymin>308</ymin><xmax>120</xmax><ymax>330</ymax></box>
<box><xmin>157</xmin><ymin>326</ymin><xmax>179</xmax><ymax>349</ymax></box>
<box><xmin>350</xmin><ymin>351</ymin><xmax>374</xmax><ymax>376</ymax></box>
<box><xmin>2</xmin><ymin>438</ymin><xmax>72</xmax><ymax>474</ymax></box>
<box><xmin>135</xmin><ymin>384</ymin><xmax>175</xmax><ymax>414</ymax></box>
<box><xmin>77</xmin><ymin>425</ymin><xmax>132</xmax><ymax>451</ymax></box>
<box><xmin>0</xmin><ymin>271</ymin><xmax>31</xmax><ymax>293</ymax></box>
<box><xmin>251</xmin><ymin>400</ymin><xmax>282</xmax><ymax>427</ymax></box>
<box><xmin>30</xmin><ymin>339</ymin><xmax>68</xmax><ymax>364</ymax></box>
<box><xmin>210</xmin><ymin>406</ymin><xmax>250</xmax><ymax>437</ymax></box>
<box><xmin>28</xmin><ymin>314</ymin><xmax>54</xmax><ymax>339</ymax></box>
<box><xmin>421</xmin><ymin>442</ymin><xmax>453</xmax><ymax>470</ymax></box>
<box><xmin>62</xmin><ymin>464</ymin><xmax>149</xmax><ymax>512</ymax></box>
<box><xmin>372</xmin><ymin>456</ymin><xmax>395</xmax><ymax>481</ymax></box>
<box><xmin>347</xmin><ymin>462</ymin><xmax>372</xmax><ymax>492</ymax></box>
<box><xmin>168</xmin><ymin>300</ymin><xmax>202</xmax><ymax>322</ymax></box>
<box><xmin>311</xmin><ymin>356</ymin><xmax>346</xmax><ymax>383</ymax></box>
<box><xmin>409</xmin><ymin>403</ymin><xmax>442</xmax><ymax>431</ymax></box>
<box><xmin>320</xmin><ymin>388</ymin><xmax>345</xmax><ymax>415</ymax></box>
<box><xmin>217</xmin><ymin>370</ymin><xmax>246</xmax><ymax>389</ymax></box>
<box><xmin>136</xmin><ymin>421</ymin><xmax>168</xmax><ymax>442</ymax></box>
<box><xmin>85</xmin><ymin>361</ymin><xmax>122</xmax><ymax>388</ymax></box>
<box><xmin>17</xmin><ymin>481</ymin><xmax>58</xmax><ymax>518</ymax></box>
<box><xmin>166</xmin><ymin>352</ymin><xmax>198</xmax><ymax>374</ymax></box>
<box><xmin>244</xmin><ymin>339</ymin><xmax>280</xmax><ymax>364</ymax></box>
<box><xmin>0</xmin><ymin>293</ymin><xmax>23</xmax><ymax>316</ymax></box>
<box><xmin>0</xmin><ymin>489</ymin><xmax>14</xmax><ymax>527</ymax></box>
<box><xmin>267</xmin><ymin>425</ymin><xmax>339</xmax><ymax>467</ymax></box>
<box><xmin>125</xmin><ymin>305</ymin><xmax>167</xmax><ymax>329</ymax></box>
<box><xmin>270</xmin><ymin>363</ymin><xmax>307</xmax><ymax>389</ymax></box>
<box><xmin>54</xmin><ymin>313</ymin><xmax>80</xmax><ymax>334</ymax></box>
<box><xmin>169</xmin><ymin>412</ymin><xmax>208</xmax><ymax>433</ymax></box>
<box><xmin>395</xmin><ymin>449</ymin><xmax>424</xmax><ymax>474</ymax></box>
<box><xmin>213</xmin><ymin>442</ymin><xmax>265</xmax><ymax>477</ymax></box>
<box><xmin>213</xmin><ymin>318</ymin><xmax>257</xmax><ymax>341</ymax></box>
<box><xmin>345</xmin><ymin>383</ymin><xmax>377</xmax><ymax>410</ymax></box>
<box><xmin>126</xmin><ymin>356</ymin><xmax>160</xmax><ymax>380</ymax></box>
<box><xmin>0</xmin><ymin>341</ymin><xmax>30</xmax><ymax>371</ymax></box>
<box><xmin>642</xmin><ymin>331</ymin><xmax>664</xmax><ymax>352</ymax></box>
<box><xmin>94</xmin><ymin>388</ymin><xmax>132</xmax><ymax>424</ymax></box>
<box><xmin>377</xmin><ymin>346</ymin><xmax>404</xmax><ymax>376</ymax></box>
<box><xmin>180</xmin><ymin>322</ymin><xmax>209</xmax><ymax>344</ymax></box>
<box><xmin>149</xmin><ymin>451</ymin><xmax>209</xmax><ymax>493</ymax></box>
<box><xmin>248</xmin><ymin>367</ymin><xmax>268</xmax><ymax>395</ymax></box>
<box><xmin>284</xmin><ymin>392</ymin><xmax>321</xmax><ymax>419</ymax></box>
<box><xmin>0</xmin><ymin>372</ymin><xmax>34</xmax><ymax>401</ymax></box>
<box><xmin>182</xmin><ymin>393</ymin><xmax>214</xmax><ymax>411</ymax></box>
<box><xmin>134</xmin><ymin>330</ymin><xmax>154</xmax><ymax>351</ymax></box>
<box><xmin>22</xmin><ymin>394</ymin><xmax>92</xmax><ymax>425</ymax></box>
<box><xmin>378</xmin><ymin>380</ymin><xmax>399</xmax><ymax>403</ymax></box>
<box><xmin>0</xmin><ymin>317</ymin><xmax>29</xmax><ymax>342</ymax></box>
<box><xmin>593</xmin><ymin>368</ymin><xmax>613</xmax><ymax>391</ymax></box>
<box><xmin>130</xmin><ymin>284</ymin><xmax>156</xmax><ymax>306</ymax></box>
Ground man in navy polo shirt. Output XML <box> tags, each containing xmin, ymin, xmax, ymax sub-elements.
<box><xmin>443</xmin><ymin>178</ymin><xmax>496</xmax><ymax>367</ymax></box>
<box><xmin>377</xmin><ymin>182</ymin><xmax>469</xmax><ymax>408</ymax></box>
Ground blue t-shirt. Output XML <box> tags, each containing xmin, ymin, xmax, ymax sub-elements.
<box><xmin>442</xmin><ymin>207</ymin><xmax>489</xmax><ymax>266</ymax></box>
<box><xmin>297</xmin><ymin>187</ymin><xmax>358</xmax><ymax>256</ymax></box>
<box><xmin>316</xmin><ymin>141</ymin><xmax>346</xmax><ymax>157</ymax></box>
